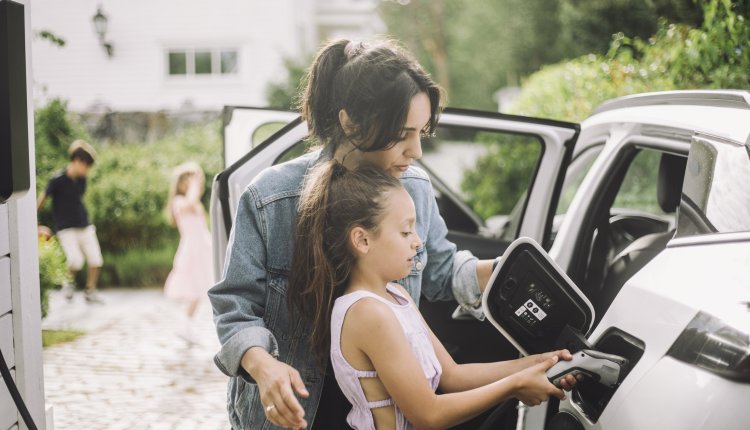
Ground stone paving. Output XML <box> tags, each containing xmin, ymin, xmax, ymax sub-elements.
<box><xmin>42</xmin><ymin>288</ymin><xmax>230</xmax><ymax>430</ymax></box>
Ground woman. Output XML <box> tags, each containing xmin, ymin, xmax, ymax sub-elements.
<box><xmin>209</xmin><ymin>38</ymin><xmax>508</xmax><ymax>429</ymax></box>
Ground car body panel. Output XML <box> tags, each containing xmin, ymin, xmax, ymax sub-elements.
<box><xmin>222</xmin><ymin>106</ymin><xmax>298</xmax><ymax>168</ymax></box>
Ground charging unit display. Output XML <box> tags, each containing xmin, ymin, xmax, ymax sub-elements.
<box><xmin>0</xmin><ymin>0</ymin><xmax>30</xmax><ymax>204</ymax></box>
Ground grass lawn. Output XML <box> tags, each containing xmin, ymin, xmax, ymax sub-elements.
<box><xmin>42</xmin><ymin>329</ymin><xmax>86</xmax><ymax>348</ymax></box>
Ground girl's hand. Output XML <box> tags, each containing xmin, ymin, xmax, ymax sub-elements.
<box><xmin>511</xmin><ymin>355</ymin><xmax>566</xmax><ymax>406</ymax></box>
<box><xmin>530</xmin><ymin>349</ymin><xmax>580</xmax><ymax>390</ymax></box>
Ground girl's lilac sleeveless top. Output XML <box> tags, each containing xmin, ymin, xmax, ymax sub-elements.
<box><xmin>330</xmin><ymin>283</ymin><xmax>442</xmax><ymax>430</ymax></box>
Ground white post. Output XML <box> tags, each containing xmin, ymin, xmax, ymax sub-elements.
<box><xmin>7</xmin><ymin>0</ymin><xmax>47</xmax><ymax>428</ymax></box>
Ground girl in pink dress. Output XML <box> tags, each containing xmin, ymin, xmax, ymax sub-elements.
<box><xmin>289</xmin><ymin>161</ymin><xmax>579</xmax><ymax>430</ymax></box>
<box><xmin>164</xmin><ymin>162</ymin><xmax>213</xmax><ymax>343</ymax></box>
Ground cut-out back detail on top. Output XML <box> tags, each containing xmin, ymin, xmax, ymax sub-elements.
<box><xmin>330</xmin><ymin>283</ymin><xmax>442</xmax><ymax>430</ymax></box>
<box><xmin>354</xmin><ymin>370</ymin><xmax>393</xmax><ymax>410</ymax></box>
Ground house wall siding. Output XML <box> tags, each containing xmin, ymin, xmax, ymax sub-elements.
<box><xmin>1</xmin><ymin>201</ymin><xmax>17</xmax><ymax>429</ymax></box>
<box><xmin>31</xmin><ymin>0</ymin><xmax>305</xmax><ymax>112</ymax></box>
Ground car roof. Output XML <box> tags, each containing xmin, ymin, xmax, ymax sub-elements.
<box><xmin>583</xmin><ymin>90</ymin><xmax>750</xmax><ymax>144</ymax></box>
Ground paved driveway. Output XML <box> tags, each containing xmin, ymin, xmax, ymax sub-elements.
<box><xmin>42</xmin><ymin>288</ymin><xmax>230</xmax><ymax>430</ymax></box>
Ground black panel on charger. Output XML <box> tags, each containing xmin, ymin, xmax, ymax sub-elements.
<box><xmin>484</xmin><ymin>240</ymin><xmax>593</xmax><ymax>356</ymax></box>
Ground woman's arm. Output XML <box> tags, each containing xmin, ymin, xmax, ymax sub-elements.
<box><xmin>207</xmin><ymin>187</ymin><xmax>307</xmax><ymax>429</ymax></box>
<box><xmin>350</xmin><ymin>299</ymin><xmax>565</xmax><ymax>430</ymax></box>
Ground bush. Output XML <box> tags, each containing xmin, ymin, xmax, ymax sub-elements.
<box><xmin>99</xmin><ymin>244</ymin><xmax>178</xmax><ymax>287</ymax></box>
<box><xmin>86</xmin><ymin>120</ymin><xmax>221</xmax><ymax>255</ymax></box>
<box><xmin>37</xmin><ymin>236</ymin><xmax>71</xmax><ymax>318</ymax></box>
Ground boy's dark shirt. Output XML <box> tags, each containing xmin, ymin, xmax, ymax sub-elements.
<box><xmin>45</xmin><ymin>169</ymin><xmax>90</xmax><ymax>232</ymax></box>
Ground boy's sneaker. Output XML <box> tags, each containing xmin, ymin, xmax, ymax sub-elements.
<box><xmin>84</xmin><ymin>290</ymin><xmax>105</xmax><ymax>305</ymax></box>
<box><xmin>62</xmin><ymin>281</ymin><xmax>75</xmax><ymax>302</ymax></box>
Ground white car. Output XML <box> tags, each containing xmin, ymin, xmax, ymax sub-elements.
<box><xmin>211</xmin><ymin>90</ymin><xmax>750</xmax><ymax>430</ymax></box>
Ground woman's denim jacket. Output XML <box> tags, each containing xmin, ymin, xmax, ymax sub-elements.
<box><xmin>208</xmin><ymin>148</ymin><xmax>482</xmax><ymax>429</ymax></box>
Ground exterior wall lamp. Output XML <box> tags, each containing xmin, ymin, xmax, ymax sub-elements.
<box><xmin>92</xmin><ymin>5</ymin><xmax>113</xmax><ymax>57</ymax></box>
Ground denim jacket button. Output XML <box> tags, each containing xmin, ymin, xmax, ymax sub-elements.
<box><xmin>415</xmin><ymin>261</ymin><xmax>424</xmax><ymax>271</ymax></box>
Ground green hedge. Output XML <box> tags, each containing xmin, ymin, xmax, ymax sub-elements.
<box><xmin>37</xmin><ymin>237</ymin><xmax>71</xmax><ymax>318</ymax></box>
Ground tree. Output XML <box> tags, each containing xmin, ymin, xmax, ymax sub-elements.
<box><xmin>266</xmin><ymin>57</ymin><xmax>309</xmax><ymax>110</ymax></box>
<box><xmin>380</xmin><ymin>0</ymin><xmax>564</xmax><ymax>110</ymax></box>
<box><xmin>462</xmin><ymin>0</ymin><xmax>749</xmax><ymax>223</ymax></box>
<box><xmin>557</xmin><ymin>0</ymin><xmax>703</xmax><ymax>58</ymax></box>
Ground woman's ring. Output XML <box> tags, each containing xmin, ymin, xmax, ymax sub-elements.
<box><xmin>265</xmin><ymin>404</ymin><xmax>275</xmax><ymax>413</ymax></box>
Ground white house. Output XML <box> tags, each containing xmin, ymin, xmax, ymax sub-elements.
<box><xmin>30</xmin><ymin>0</ymin><xmax>384</xmax><ymax>113</ymax></box>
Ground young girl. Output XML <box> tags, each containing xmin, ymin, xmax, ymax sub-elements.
<box><xmin>289</xmin><ymin>161</ymin><xmax>576</xmax><ymax>430</ymax></box>
<box><xmin>164</xmin><ymin>162</ymin><xmax>213</xmax><ymax>344</ymax></box>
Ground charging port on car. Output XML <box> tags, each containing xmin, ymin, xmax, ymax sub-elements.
<box><xmin>570</xmin><ymin>328</ymin><xmax>644</xmax><ymax>422</ymax></box>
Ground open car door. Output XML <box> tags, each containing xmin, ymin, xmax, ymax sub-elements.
<box><xmin>210</xmin><ymin>106</ymin><xmax>579</xmax><ymax>374</ymax></box>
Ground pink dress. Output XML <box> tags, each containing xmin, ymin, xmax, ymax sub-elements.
<box><xmin>330</xmin><ymin>283</ymin><xmax>442</xmax><ymax>430</ymax></box>
<box><xmin>164</xmin><ymin>196</ymin><xmax>214</xmax><ymax>300</ymax></box>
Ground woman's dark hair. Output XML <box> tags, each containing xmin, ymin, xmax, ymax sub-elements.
<box><xmin>288</xmin><ymin>160</ymin><xmax>402</xmax><ymax>367</ymax></box>
<box><xmin>298</xmin><ymin>38</ymin><xmax>442</xmax><ymax>152</ymax></box>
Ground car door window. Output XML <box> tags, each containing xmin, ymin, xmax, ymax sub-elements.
<box><xmin>611</xmin><ymin>149</ymin><xmax>672</xmax><ymax>218</ymax></box>
<box><xmin>420</xmin><ymin>126</ymin><xmax>542</xmax><ymax>237</ymax></box>
<box><xmin>547</xmin><ymin>143</ymin><xmax>604</xmax><ymax>244</ymax></box>
<box><xmin>251</xmin><ymin>121</ymin><xmax>288</xmax><ymax>148</ymax></box>
<box><xmin>676</xmin><ymin>135</ymin><xmax>750</xmax><ymax>237</ymax></box>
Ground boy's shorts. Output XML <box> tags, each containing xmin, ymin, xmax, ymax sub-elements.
<box><xmin>57</xmin><ymin>225</ymin><xmax>103</xmax><ymax>271</ymax></box>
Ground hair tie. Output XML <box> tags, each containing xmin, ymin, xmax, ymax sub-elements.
<box><xmin>344</xmin><ymin>41</ymin><xmax>364</xmax><ymax>60</ymax></box>
<box><xmin>331</xmin><ymin>160</ymin><xmax>348</xmax><ymax>179</ymax></box>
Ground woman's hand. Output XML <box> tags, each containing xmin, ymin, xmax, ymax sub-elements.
<box><xmin>511</xmin><ymin>355</ymin><xmax>567</xmax><ymax>406</ymax></box>
<box><xmin>243</xmin><ymin>348</ymin><xmax>309</xmax><ymax>429</ymax></box>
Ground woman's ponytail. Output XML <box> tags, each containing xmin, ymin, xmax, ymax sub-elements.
<box><xmin>288</xmin><ymin>160</ymin><xmax>340</xmax><ymax>368</ymax></box>
<box><xmin>289</xmin><ymin>160</ymin><xmax>401</xmax><ymax>368</ymax></box>
<box><xmin>299</xmin><ymin>39</ymin><xmax>350</xmax><ymax>144</ymax></box>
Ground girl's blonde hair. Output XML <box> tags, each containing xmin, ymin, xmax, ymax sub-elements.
<box><xmin>165</xmin><ymin>161</ymin><xmax>204</xmax><ymax>225</ymax></box>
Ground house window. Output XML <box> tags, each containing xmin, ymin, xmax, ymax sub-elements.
<box><xmin>167</xmin><ymin>48</ymin><xmax>238</xmax><ymax>76</ymax></box>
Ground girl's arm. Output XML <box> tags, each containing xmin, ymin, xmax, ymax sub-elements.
<box><xmin>390</xmin><ymin>284</ymin><xmax>577</xmax><ymax>393</ymax></box>
<box><xmin>173</xmin><ymin>175</ymin><xmax>204</xmax><ymax>215</ymax></box>
<box><xmin>350</xmin><ymin>299</ymin><xmax>565</xmax><ymax>430</ymax></box>
<box><xmin>184</xmin><ymin>174</ymin><xmax>204</xmax><ymax>210</ymax></box>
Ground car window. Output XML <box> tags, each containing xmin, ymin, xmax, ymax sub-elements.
<box><xmin>557</xmin><ymin>145</ymin><xmax>603</xmax><ymax>216</ymax></box>
<box><xmin>275</xmin><ymin>139</ymin><xmax>310</xmax><ymax>165</ymax></box>
<box><xmin>612</xmin><ymin>149</ymin><xmax>671</xmax><ymax>217</ymax></box>
<box><xmin>420</xmin><ymin>126</ymin><xmax>543</xmax><ymax>237</ymax></box>
<box><xmin>543</xmin><ymin>143</ymin><xmax>604</xmax><ymax>244</ymax></box>
<box><xmin>251</xmin><ymin>121</ymin><xmax>288</xmax><ymax>148</ymax></box>
<box><xmin>676</xmin><ymin>136</ymin><xmax>750</xmax><ymax>237</ymax></box>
